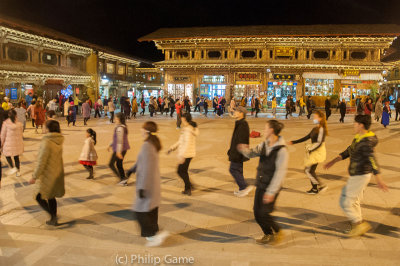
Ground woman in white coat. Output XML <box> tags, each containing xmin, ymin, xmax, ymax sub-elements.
<box><xmin>1</xmin><ymin>110</ymin><xmax>24</xmax><ymax>177</ymax></box>
<box><xmin>168</xmin><ymin>113</ymin><xmax>199</xmax><ymax>196</ymax></box>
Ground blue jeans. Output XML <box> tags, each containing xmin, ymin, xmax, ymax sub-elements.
<box><xmin>229</xmin><ymin>161</ymin><xmax>247</xmax><ymax>190</ymax></box>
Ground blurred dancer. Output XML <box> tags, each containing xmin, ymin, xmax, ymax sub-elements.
<box><xmin>126</xmin><ymin>121</ymin><xmax>169</xmax><ymax>247</ymax></box>
<box><xmin>289</xmin><ymin>110</ymin><xmax>328</xmax><ymax>194</ymax></box>
<box><xmin>324</xmin><ymin>115</ymin><xmax>388</xmax><ymax>237</ymax></box>
<box><xmin>238</xmin><ymin>120</ymin><xmax>288</xmax><ymax>245</ymax></box>
<box><xmin>168</xmin><ymin>113</ymin><xmax>199</xmax><ymax>196</ymax></box>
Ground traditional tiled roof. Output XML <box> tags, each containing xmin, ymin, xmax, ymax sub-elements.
<box><xmin>0</xmin><ymin>15</ymin><xmax>150</xmax><ymax>64</ymax></box>
<box><xmin>139</xmin><ymin>24</ymin><xmax>400</xmax><ymax>41</ymax></box>
<box><xmin>0</xmin><ymin>61</ymin><xmax>89</xmax><ymax>76</ymax></box>
<box><xmin>382</xmin><ymin>49</ymin><xmax>400</xmax><ymax>62</ymax></box>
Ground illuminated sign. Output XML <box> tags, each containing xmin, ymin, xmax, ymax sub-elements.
<box><xmin>343</xmin><ymin>69</ymin><xmax>360</xmax><ymax>77</ymax></box>
<box><xmin>274</xmin><ymin>47</ymin><xmax>296</xmax><ymax>57</ymax></box>
<box><xmin>273</xmin><ymin>74</ymin><xmax>295</xmax><ymax>80</ymax></box>
<box><xmin>61</xmin><ymin>85</ymin><xmax>73</xmax><ymax>98</ymax></box>
<box><xmin>236</xmin><ymin>73</ymin><xmax>260</xmax><ymax>81</ymax></box>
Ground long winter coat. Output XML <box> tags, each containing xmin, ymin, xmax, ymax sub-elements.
<box><xmin>34</xmin><ymin>106</ymin><xmax>46</xmax><ymax>126</ymax></box>
<box><xmin>130</xmin><ymin>142</ymin><xmax>161</xmax><ymax>212</ymax></box>
<box><xmin>375</xmin><ymin>101</ymin><xmax>383</xmax><ymax>120</ymax></box>
<box><xmin>33</xmin><ymin>133</ymin><xmax>65</xmax><ymax>199</ymax></box>
<box><xmin>64</xmin><ymin>101</ymin><xmax>70</xmax><ymax>116</ymax></box>
<box><xmin>169</xmin><ymin>125</ymin><xmax>199</xmax><ymax>159</ymax></box>
<box><xmin>131</xmin><ymin>98</ymin><xmax>138</xmax><ymax>113</ymax></box>
<box><xmin>82</xmin><ymin>102</ymin><xmax>91</xmax><ymax>118</ymax></box>
<box><xmin>78</xmin><ymin>138</ymin><xmax>98</xmax><ymax>162</ymax></box>
<box><xmin>1</xmin><ymin>119</ymin><xmax>24</xmax><ymax>156</ymax></box>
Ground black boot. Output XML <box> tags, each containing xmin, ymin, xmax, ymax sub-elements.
<box><xmin>86</xmin><ymin>167</ymin><xmax>94</xmax><ymax>179</ymax></box>
<box><xmin>46</xmin><ymin>216</ymin><xmax>58</xmax><ymax>226</ymax></box>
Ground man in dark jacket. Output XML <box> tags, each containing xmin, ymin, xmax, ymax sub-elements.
<box><xmin>339</xmin><ymin>99</ymin><xmax>347</xmax><ymax>123</ymax></box>
<box><xmin>228</xmin><ymin>106</ymin><xmax>254</xmax><ymax>197</ymax></box>
<box><xmin>325</xmin><ymin>97</ymin><xmax>331</xmax><ymax>120</ymax></box>
<box><xmin>324</xmin><ymin>115</ymin><xmax>388</xmax><ymax>237</ymax></box>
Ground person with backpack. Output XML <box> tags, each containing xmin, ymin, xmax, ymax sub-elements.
<box><xmin>324</xmin><ymin>115</ymin><xmax>388</xmax><ymax>237</ymax></box>
<box><xmin>238</xmin><ymin>120</ymin><xmax>288</xmax><ymax>245</ymax></box>
<box><xmin>167</xmin><ymin>113</ymin><xmax>199</xmax><ymax>196</ymax></box>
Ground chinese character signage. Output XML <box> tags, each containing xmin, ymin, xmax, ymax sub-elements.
<box><xmin>274</xmin><ymin>47</ymin><xmax>295</xmax><ymax>57</ymax></box>
<box><xmin>343</xmin><ymin>69</ymin><xmax>360</xmax><ymax>77</ymax></box>
<box><xmin>236</xmin><ymin>73</ymin><xmax>260</xmax><ymax>81</ymax></box>
<box><xmin>174</xmin><ymin>77</ymin><xmax>190</xmax><ymax>82</ymax></box>
<box><xmin>273</xmin><ymin>74</ymin><xmax>295</xmax><ymax>80</ymax></box>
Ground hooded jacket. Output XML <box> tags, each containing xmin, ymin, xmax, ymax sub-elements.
<box><xmin>170</xmin><ymin>125</ymin><xmax>199</xmax><ymax>158</ymax></box>
<box><xmin>33</xmin><ymin>133</ymin><xmax>65</xmax><ymax>199</ymax></box>
<box><xmin>340</xmin><ymin>131</ymin><xmax>380</xmax><ymax>176</ymax></box>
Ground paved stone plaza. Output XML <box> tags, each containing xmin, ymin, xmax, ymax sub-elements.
<box><xmin>0</xmin><ymin>112</ymin><xmax>399</xmax><ymax>266</ymax></box>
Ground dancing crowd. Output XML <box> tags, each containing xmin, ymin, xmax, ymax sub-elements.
<box><xmin>0</xmin><ymin>92</ymin><xmax>392</xmax><ymax>247</ymax></box>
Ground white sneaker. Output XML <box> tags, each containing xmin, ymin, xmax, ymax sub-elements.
<box><xmin>118</xmin><ymin>179</ymin><xmax>128</xmax><ymax>186</ymax></box>
<box><xmin>146</xmin><ymin>231</ymin><xmax>170</xmax><ymax>247</ymax></box>
<box><xmin>6</xmin><ymin>168</ymin><xmax>18</xmax><ymax>176</ymax></box>
<box><xmin>235</xmin><ymin>185</ymin><xmax>254</xmax><ymax>198</ymax></box>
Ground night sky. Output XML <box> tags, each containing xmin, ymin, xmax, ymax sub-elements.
<box><xmin>1</xmin><ymin>0</ymin><xmax>400</xmax><ymax>61</ymax></box>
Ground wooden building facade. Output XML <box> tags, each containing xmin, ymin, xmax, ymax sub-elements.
<box><xmin>140</xmin><ymin>24</ymin><xmax>400</xmax><ymax>106</ymax></box>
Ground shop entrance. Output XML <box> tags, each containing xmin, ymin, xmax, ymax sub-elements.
<box><xmin>267</xmin><ymin>81</ymin><xmax>297</xmax><ymax>107</ymax></box>
<box><xmin>233</xmin><ymin>84</ymin><xmax>261</xmax><ymax>105</ymax></box>
<box><xmin>167</xmin><ymin>84</ymin><xmax>193</xmax><ymax>101</ymax></box>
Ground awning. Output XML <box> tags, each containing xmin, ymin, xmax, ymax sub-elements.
<box><xmin>235</xmin><ymin>81</ymin><xmax>261</xmax><ymax>85</ymax></box>
<box><xmin>302</xmin><ymin>72</ymin><xmax>341</xmax><ymax>79</ymax></box>
<box><xmin>342</xmin><ymin>73</ymin><xmax>383</xmax><ymax>81</ymax></box>
<box><xmin>302</xmin><ymin>72</ymin><xmax>383</xmax><ymax>81</ymax></box>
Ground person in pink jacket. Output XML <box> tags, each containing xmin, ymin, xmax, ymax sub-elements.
<box><xmin>1</xmin><ymin>110</ymin><xmax>24</xmax><ymax>177</ymax></box>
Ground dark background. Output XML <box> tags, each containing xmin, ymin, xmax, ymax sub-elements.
<box><xmin>1</xmin><ymin>0</ymin><xmax>400</xmax><ymax>61</ymax></box>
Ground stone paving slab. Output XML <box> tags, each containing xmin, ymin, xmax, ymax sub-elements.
<box><xmin>0</xmin><ymin>112</ymin><xmax>399</xmax><ymax>265</ymax></box>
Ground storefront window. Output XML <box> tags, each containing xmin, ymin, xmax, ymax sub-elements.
<box><xmin>200</xmin><ymin>84</ymin><xmax>226</xmax><ymax>99</ymax></box>
<box><xmin>304</xmin><ymin>79</ymin><xmax>334</xmax><ymax>96</ymax></box>
<box><xmin>234</xmin><ymin>84</ymin><xmax>261</xmax><ymax>105</ymax></box>
<box><xmin>267</xmin><ymin>81</ymin><xmax>297</xmax><ymax>107</ymax></box>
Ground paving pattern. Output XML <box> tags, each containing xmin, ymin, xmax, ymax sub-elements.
<box><xmin>0</xmin><ymin>111</ymin><xmax>399</xmax><ymax>266</ymax></box>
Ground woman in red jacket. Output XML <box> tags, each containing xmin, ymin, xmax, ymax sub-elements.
<box><xmin>175</xmin><ymin>99</ymin><xmax>184</xmax><ymax>129</ymax></box>
<box><xmin>364</xmin><ymin>98</ymin><xmax>373</xmax><ymax>116</ymax></box>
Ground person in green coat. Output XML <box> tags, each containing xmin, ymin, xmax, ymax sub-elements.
<box><xmin>29</xmin><ymin>120</ymin><xmax>65</xmax><ymax>226</ymax></box>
